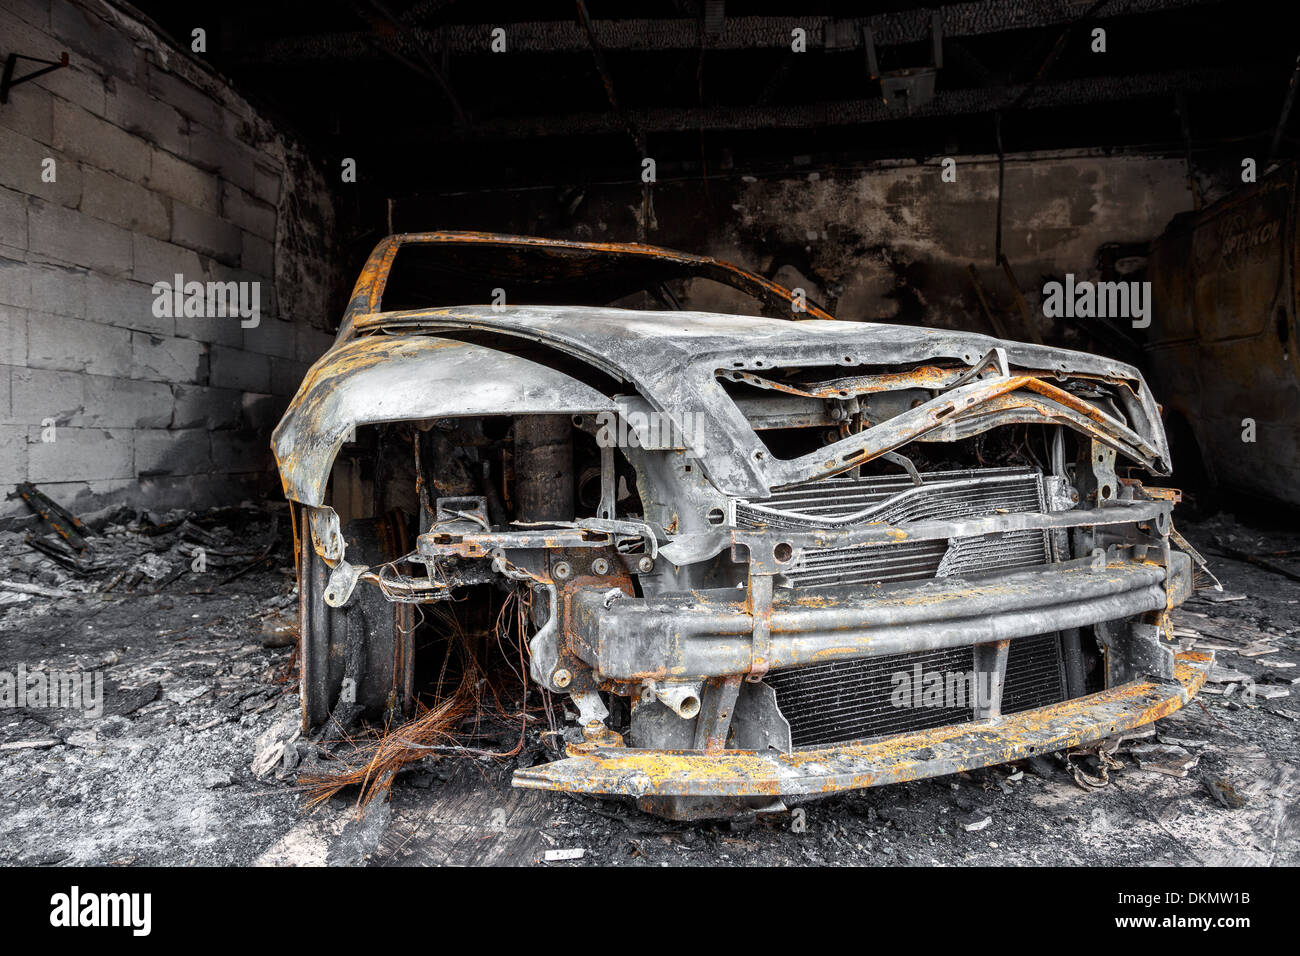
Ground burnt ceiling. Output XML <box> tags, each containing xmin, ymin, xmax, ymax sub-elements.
<box><xmin>127</xmin><ymin>1</ymin><xmax>1297</xmax><ymax>193</ymax></box>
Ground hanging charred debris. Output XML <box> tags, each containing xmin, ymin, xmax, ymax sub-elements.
<box><xmin>277</xmin><ymin>231</ymin><xmax>1217</xmax><ymax>821</ymax></box>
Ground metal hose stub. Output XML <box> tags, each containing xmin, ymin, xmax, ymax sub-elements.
<box><xmin>655</xmin><ymin>682</ymin><xmax>704</xmax><ymax>720</ymax></box>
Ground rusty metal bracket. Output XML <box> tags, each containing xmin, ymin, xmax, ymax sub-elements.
<box><xmin>951</xmin><ymin>346</ymin><xmax>1011</xmax><ymax>386</ymax></box>
<box><xmin>1082</xmin><ymin>438</ymin><xmax>1120</xmax><ymax>505</ymax></box>
<box><xmin>864</xmin><ymin>10</ymin><xmax>943</xmax><ymax>113</ymax></box>
<box><xmin>972</xmin><ymin>639</ymin><xmax>1010</xmax><ymax>720</ymax></box>
<box><xmin>306</xmin><ymin>506</ymin><xmax>345</xmax><ymax>562</ymax></box>
<box><xmin>694</xmin><ymin>675</ymin><xmax>743</xmax><ymax>751</ymax></box>
<box><xmin>323</xmin><ymin>560</ymin><xmax>365</xmax><ymax>607</ymax></box>
<box><xmin>746</xmin><ymin>572</ymin><xmax>775</xmax><ymax>681</ymax></box>
<box><xmin>1</xmin><ymin>51</ymin><xmax>68</xmax><ymax>105</ymax></box>
<box><xmin>597</xmin><ymin>444</ymin><xmax>616</xmax><ymax>520</ymax></box>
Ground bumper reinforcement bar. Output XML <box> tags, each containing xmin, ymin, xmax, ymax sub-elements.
<box><xmin>512</xmin><ymin>651</ymin><xmax>1211</xmax><ymax>798</ymax></box>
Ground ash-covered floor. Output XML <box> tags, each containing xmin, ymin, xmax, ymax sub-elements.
<box><xmin>2</xmin><ymin>506</ymin><xmax>1297</xmax><ymax>867</ymax></box>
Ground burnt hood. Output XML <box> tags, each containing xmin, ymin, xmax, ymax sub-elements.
<box><xmin>342</xmin><ymin>306</ymin><xmax>1170</xmax><ymax>499</ymax></box>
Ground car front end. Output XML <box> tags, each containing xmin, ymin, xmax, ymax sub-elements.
<box><xmin>275</xmin><ymin>283</ymin><xmax>1212</xmax><ymax>820</ymax></box>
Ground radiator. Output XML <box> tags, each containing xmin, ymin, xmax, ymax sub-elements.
<box><xmin>742</xmin><ymin>467</ymin><xmax>1067</xmax><ymax>747</ymax></box>
<box><xmin>734</xmin><ymin>467</ymin><xmax>1052</xmax><ymax>590</ymax></box>
<box><xmin>768</xmin><ymin>634</ymin><xmax>1069</xmax><ymax>748</ymax></box>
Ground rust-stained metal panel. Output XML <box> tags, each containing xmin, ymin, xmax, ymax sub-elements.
<box><xmin>272</xmin><ymin>334</ymin><xmax>615</xmax><ymax>506</ymax></box>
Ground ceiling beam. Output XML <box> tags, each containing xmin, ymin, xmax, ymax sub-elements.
<box><xmin>355</xmin><ymin>0</ymin><xmax>468</xmax><ymax>124</ymax></box>
<box><xmin>238</xmin><ymin>0</ymin><xmax>1221</xmax><ymax>65</ymax></box>
<box><xmin>410</xmin><ymin>67</ymin><xmax>1258</xmax><ymax>142</ymax></box>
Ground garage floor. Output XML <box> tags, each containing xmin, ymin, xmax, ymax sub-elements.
<box><xmin>2</xmin><ymin>510</ymin><xmax>1296</xmax><ymax>867</ymax></box>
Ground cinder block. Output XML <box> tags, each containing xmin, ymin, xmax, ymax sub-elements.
<box><xmin>0</xmin><ymin>8</ymin><xmax>81</xmax><ymax>115</ymax></box>
<box><xmin>85</xmin><ymin>272</ymin><xmax>172</xmax><ymax>336</ymax></box>
<box><xmin>27</xmin><ymin>426</ymin><xmax>133</xmax><ymax>482</ymax></box>
<box><xmin>192</xmin><ymin>262</ymin><xmax>269</xmax><ymax>327</ymax></box>
<box><xmin>0</xmin><ymin>256</ymin><xmax>33</xmax><ymax>309</ymax></box>
<box><xmin>30</xmin><ymin>262</ymin><xmax>86</xmax><ymax>318</ymax></box>
<box><xmin>10</xmin><ymin>366</ymin><xmax>84</xmax><ymax>425</ymax></box>
<box><xmin>0</xmin><ymin>129</ymin><xmax>83</xmax><ymax>208</ymax></box>
<box><xmin>80</xmin><ymin>166</ymin><xmax>170</xmax><ymax>238</ymax></box>
<box><xmin>241</xmin><ymin>391</ymin><xmax>288</xmax><ymax>433</ymax></box>
<box><xmin>1</xmin><ymin>305</ymin><xmax>28</xmax><ymax>365</ymax></box>
<box><xmin>0</xmin><ymin>425</ymin><xmax>28</xmax><ymax>486</ymax></box>
<box><xmin>130</xmin><ymin>233</ymin><xmax>206</xmax><ymax>284</ymax></box>
<box><xmin>135</xmin><ymin>427</ymin><xmax>211</xmax><ymax>476</ymax></box>
<box><xmin>26</xmin><ymin>310</ymin><xmax>132</xmax><ymax>377</ymax></box>
<box><xmin>105</xmin><ymin>80</ymin><xmax>189</xmax><ymax>156</ymax></box>
<box><xmin>223</xmin><ymin>105</ymin><xmax>279</xmax><ymax>156</ymax></box>
<box><xmin>5</xmin><ymin>0</ymin><xmax>50</xmax><ymax>29</ymax></box>
<box><xmin>270</xmin><ymin>357</ymin><xmax>310</xmax><ymax>397</ymax></box>
<box><xmin>146</xmin><ymin>67</ymin><xmax>223</xmax><ymax>132</ymax></box>
<box><xmin>28</xmin><ymin>201</ymin><xmax>132</xmax><ymax>275</ymax></box>
<box><xmin>0</xmin><ymin>364</ymin><xmax>10</xmax><ymax>422</ymax></box>
<box><xmin>171</xmin><ymin>200</ymin><xmax>241</xmax><ymax>264</ymax></box>
<box><xmin>0</xmin><ymin>6</ymin><xmax>47</xmax><ymax>49</ymax></box>
<box><xmin>240</xmin><ymin>230</ymin><xmax>273</xmax><ymax>277</ymax></box>
<box><xmin>172</xmin><ymin>310</ymin><xmax>244</xmax><ymax>348</ymax></box>
<box><xmin>171</xmin><ymin>383</ymin><xmax>242</xmax><ymax>430</ymax></box>
<box><xmin>0</xmin><ymin>187</ymin><xmax>27</xmax><ymax>251</ymax></box>
<box><xmin>249</xmin><ymin>161</ymin><xmax>283</xmax><ymax>207</ymax></box>
<box><xmin>190</xmin><ymin>123</ymin><xmax>281</xmax><ymax>204</ymax></box>
<box><xmin>295</xmin><ymin>325</ymin><xmax>336</xmax><ymax>363</ymax></box>
<box><xmin>208</xmin><ymin>344</ymin><xmax>269</xmax><ymax>393</ymax></box>
<box><xmin>147</xmin><ymin>147</ymin><xmax>219</xmax><ymax>214</ymax></box>
<box><xmin>244</xmin><ymin>315</ymin><xmax>296</xmax><ymax>359</ymax></box>
<box><xmin>130</xmin><ymin>330</ymin><xmax>206</xmax><ymax>383</ymax></box>
<box><xmin>49</xmin><ymin>1</ymin><xmax>139</xmax><ymax>81</ymax></box>
<box><xmin>52</xmin><ymin>100</ymin><xmax>149</xmax><ymax>181</ymax></box>
<box><xmin>222</xmin><ymin>181</ymin><xmax>276</xmax><ymax>242</ymax></box>
<box><xmin>0</xmin><ymin>77</ymin><xmax>52</xmax><ymax>145</ymax></box>
<box><xmin>210</xmin><ymin>429</ymin><xmax>274</xmax><ymax>474</ymax></box>
<box><xmin>0</xmin><ymin>5</ymin><xmax>103</xmax><ymax>115</ymax></box>
<box><xmin>40</xmin><ymin>61</ymin><xmax>107</xmax><ymax>117</ymax></box>
<box><xmin>82</xmin><ymin>375</ymin><xmax>171</xmax><ymax>428</ymax></box>
<box><xmin>234</xmin><ymin>265</ymin><xmax>275</xmax><ymax>320</ymax></box>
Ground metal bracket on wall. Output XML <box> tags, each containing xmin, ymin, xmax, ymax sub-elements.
<box><xmin>1</xmin><ymin>52</ymin><xmax>69</xmax><ymax>105</ymax></box>
<box><xmin>864</xmin><ymin>11</ymin><xmax>943</xmax><ymax>113</ymax></box>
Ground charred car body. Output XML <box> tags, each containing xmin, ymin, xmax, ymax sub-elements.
<box><xmin>273</xmin><ymin>231</ymin><xmax>1212</xmax><ymax>819</ymax></box>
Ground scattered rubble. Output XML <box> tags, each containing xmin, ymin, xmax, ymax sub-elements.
<box><xmin>1127</xmin><ymin>743</ymin><xmax>1201</xmax><ymax>777</ymax></box>
<box><xmin>0</xmin><ymin>491</ymin><xmax>302</xmax><ymax>865</ymax></box>
<box><xmin>1204</xmin><ymin>591</ymin><xmax>1248</xmax><ymax>603</ymax></box>
<box><xmin>1204</xmin><ymin>777</ymin><xmax>1247</xmax><ymax>809</ymax></box>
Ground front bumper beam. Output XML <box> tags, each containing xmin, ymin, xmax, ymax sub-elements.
<box><xmin>513</xmin><ymin>651</ymin><xmax>1212</xmax><ymax>798</ymax></box>
<box><xmin>572</xmin><ymin>552</ymin><xmax>1191</xmax><ymax>682</ymax></box>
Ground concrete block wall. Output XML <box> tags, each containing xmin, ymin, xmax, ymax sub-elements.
<box><xmin>0</xmin><ymin>0</ymin><xmax>338</xmax><ymax>520</ymax></box>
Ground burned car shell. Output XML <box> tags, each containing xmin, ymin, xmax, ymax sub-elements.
<box><xmin>274</xmin><ymin>232</ymin><xmax>1209</xmax><ymax>819</ymax></box>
